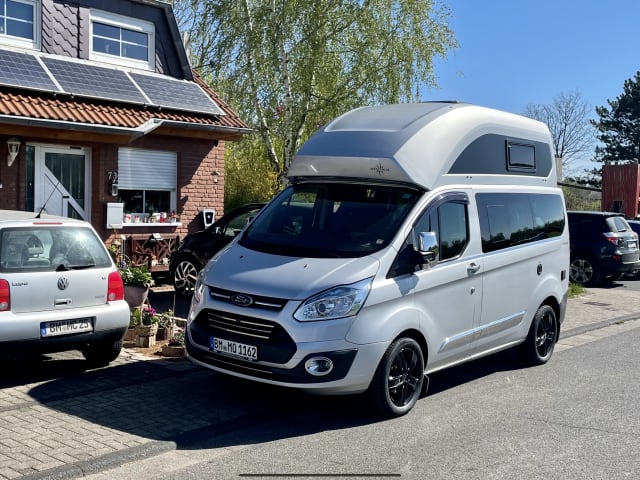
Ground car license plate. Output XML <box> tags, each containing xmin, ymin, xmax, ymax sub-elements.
<box><xmin>41</xmin><ymin>318</ymin><xmax>93</xmax><ymax>337</ymax></box>
<box><xmin>628</xmin><ymin>240</ymin><xmax>637</xmax><ymax>249</ymax></box>
<box><xmin>210</xmin><ymin>336</ymin><xmax>258</xmax><ymax>361</ymax></box>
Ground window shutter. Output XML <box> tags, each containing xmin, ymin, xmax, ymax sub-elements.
<box><xmin>118</xmin><ymin>148</ymin><xmax>176</xmax><ymax>190</ymax></box>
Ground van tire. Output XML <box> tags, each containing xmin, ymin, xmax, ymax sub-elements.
<box><xmin>569</xmin><ymin>256</ymin><xmax>600</xmax><ymax>286</ymax></box>
<box><xmin>521</xmin><ymin>305</ymin><xmax>557</xmax><ymax>366</ymax></box>
<box><xmin>83</xmin><ymin>339</ymin><xmax>123</xmax><ymax>366</ymax></box>
<box><xmin>369</xmin><ymin>337</ymin><xmax>424</xmax><ymax>418</ymax></box>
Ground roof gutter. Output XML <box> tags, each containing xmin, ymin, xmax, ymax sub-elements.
<box><xmin>0</xmin><ymin>114</ymin><xmax>252</xmax><ymax>138</ymax></box>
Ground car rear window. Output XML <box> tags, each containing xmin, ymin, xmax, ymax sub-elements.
<box><xmin>0</xmin><ymin>226</ymin><xmax>112</xmax><ymax>272</ymax></box>
<box><xmin>607</xmin><ymin>216</ymin><xmax>631</xmax><ymax>233</ymax></box>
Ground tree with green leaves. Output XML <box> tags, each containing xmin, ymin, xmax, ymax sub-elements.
<box><xmin>172</xmin><ymin>0</ymin><xmax>457</xmax><ymax>185</ymax></box>
<box><xmin>592</xmin><ymin>71</ymin><xmax>640</xmax><ymax>164</ymax></box>
<box><xmin>524</xmin><ymin>91</ymin><xmax>595</xmax><ymax>176</ymax></box>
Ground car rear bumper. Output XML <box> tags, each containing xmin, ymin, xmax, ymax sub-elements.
<box><xmin>0</xmin><ymin>301</ymin><xmax>130</xmax><ymax>358</ymax></box>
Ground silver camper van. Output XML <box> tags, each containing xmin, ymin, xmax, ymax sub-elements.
<box><xmin>186</xmin><ymin>102</ymin><xmax>570</xmax><ymax>417</ymax></box>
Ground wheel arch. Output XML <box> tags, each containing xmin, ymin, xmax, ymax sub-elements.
<box><xmin>391</xmin><ymin>328</ymin><xmax>429</xmax><ymax>365</ymax></box>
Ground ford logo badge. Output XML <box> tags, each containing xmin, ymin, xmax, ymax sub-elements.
<box><xmin>57</xmin><ymin>277</ymin><xmax>69</xmax><ymax>291</ymax></box>
<box><xmin>231</xmin><ymin>294</ymin><xmax>253</xmax><ymax>307</ymax></box>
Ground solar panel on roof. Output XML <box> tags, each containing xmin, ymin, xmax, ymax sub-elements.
<box><xmin>0</xmin><ymin>50</ymin><xmax>59</xmax><ymax>92</ymax></box>
<box><xmin>42</xmin><ymin>57</ymin><xmax>148</xmax><ymax>105</ymax></box>
<box><xmin>130</xmin><ymin>72</ymin><xmax>224</xmax><ymax>116</ymax></box>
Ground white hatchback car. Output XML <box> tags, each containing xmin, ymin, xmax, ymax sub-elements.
<box><xmin>0</xmin><ymin>210</ymin><xmax>130</xmax><ymax>365</ymax></box>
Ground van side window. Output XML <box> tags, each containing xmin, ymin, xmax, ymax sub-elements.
<box><xmin>477</xmin><ymin>193</ymin><xmax>565</xmax><ymax>253</ymax></box>
<box><xmin>388</xmin><ymin>199</ymin><xmax>469</xmax><ymax>278</ymax></box>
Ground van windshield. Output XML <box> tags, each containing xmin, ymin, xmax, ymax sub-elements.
<box><xmin>240</xmin><ymin>183</ymin><xmax>421</xmax><ymax>258</ymax></box>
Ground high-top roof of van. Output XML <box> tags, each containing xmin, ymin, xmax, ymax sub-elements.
<box><xmin>290</xmin><ymin>102</ymin><xmax>557</xmax><ymax>190</ymax></box>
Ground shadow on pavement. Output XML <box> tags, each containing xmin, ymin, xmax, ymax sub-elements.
<box><xmin>16</xmin><ymin>344</ymin><xmax>534</xmax><ymax>452</ymax></box>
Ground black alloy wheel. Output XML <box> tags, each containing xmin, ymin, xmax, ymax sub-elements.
<box><xmin>370</xmin><ymin>337</ymin><xmax>424</xmax><ymax>417</ymax></box>
<box><xmin>522</xmin><ymin>304</ymin><xmax>558</xmax><ymax>366</ymax></box>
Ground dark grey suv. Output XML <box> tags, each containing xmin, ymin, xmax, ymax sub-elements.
<box><xmin>567</xmin><ymin>211</ymin><xmax>640</xmax><ymax>285</ymax></box>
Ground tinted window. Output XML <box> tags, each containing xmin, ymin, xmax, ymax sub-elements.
<box><xmin>477</xmin><ymin>193</ymin><xmax>565</xmax><ymax>253</ymax></box>
<box><xmin>608</xmin><ymin>216</ymin><xmax>630</xmax><ymax>233</ymax></box>
<box><xmin>388</xmin><ymin>196</ymin><xmax>469</xmax><ymax>278</ymax></box>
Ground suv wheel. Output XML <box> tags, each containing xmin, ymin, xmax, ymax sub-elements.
<box><xmin>569</xmin><ymin>256</ymin><xmax>600</xmax><ymax>286</ymax></box>
<box><xmin>173</xmin><ymin>257</ymin><xmax>200</xmax><ymax>296</ymax></box>
<box><xmin>83</xmin><ymin>339</ymin><xmax>123</xmax><ymax>367</ymax></box>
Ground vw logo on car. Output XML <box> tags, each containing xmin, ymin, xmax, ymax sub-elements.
<box><xmin>230</xmin><ymin>294</ymin><xmax>253</xmax><ymax>307</ymax></box>
<box><xmin>57</xmin><ymin>276</ymin><xmax>69</xmax><ymax>291</ymax></box>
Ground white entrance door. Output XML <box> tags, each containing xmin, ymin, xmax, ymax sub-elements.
<box><xmin>34</xmin><ymin>146</ymin><xmax>91</xmax><ymax>220</ymax></box>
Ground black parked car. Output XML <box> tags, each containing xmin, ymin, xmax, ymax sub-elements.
<box><xmin>169</xmin><ymin>203</ymin><xmax>265</xmax><ymax>295</ymax></box>
<box><xmin>567</xmin><ymin>211</ymin><xmax>640</xmax><ymax>285</ymax></box>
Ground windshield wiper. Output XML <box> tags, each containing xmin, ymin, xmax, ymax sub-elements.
<box><xmin>55</xmin><ymin>263</ymin><xmax>96</xmax><ymax>271</ymax></box>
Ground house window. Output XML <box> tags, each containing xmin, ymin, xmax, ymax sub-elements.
<box><xmin>117</xmin><ymin>148</ymin><xmax>176</xmax><ymax>219</ymax></box>
<box><xmin>0</xmin><ymin>0</ymin><xmax>39</xmax><ymax>49</ymax></box>
<box><xmin>90</xmin><ymin>10</ymin><xmax>154</xmax><ymax>70</ymax></box>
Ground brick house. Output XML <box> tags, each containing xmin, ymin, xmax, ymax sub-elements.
<box><xmin>0</xmin><ymin>0</ymin><xmax>249</xmax><ymax>270</ymax></box>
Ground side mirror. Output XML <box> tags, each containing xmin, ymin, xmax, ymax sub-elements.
<box><xmin>416</xmin><ymin>231</ymin><xmax>438</xmax><ymax>263</ymax></box>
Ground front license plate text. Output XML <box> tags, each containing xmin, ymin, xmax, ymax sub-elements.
<box><xmin>210</xmin><ymin>337</ymin><xmax>258</xmax><ymax>361</ymax></box>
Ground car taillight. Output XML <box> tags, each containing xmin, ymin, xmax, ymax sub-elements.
<box><xmin>0</xmin><ymin>279</ymin><xmax>10</xmax><ymax>311</ymax></box>
<box><xmin>108</xmin><ymin>271</ymin><xmax>125</xmax><ymax>302</ymax></box>
<box><xmin>602</xmin><ymin>232</ymin><xmax>623</xmax><ymax>246</ymax></box>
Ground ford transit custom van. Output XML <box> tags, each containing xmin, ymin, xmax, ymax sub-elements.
<box><xmin>186</xmin><ymin>102</ymin><xmax>570</xmax><ymax>417</ymax></box>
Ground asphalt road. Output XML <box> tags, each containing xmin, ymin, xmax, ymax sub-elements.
<box><xmin>83</xmin><ymin>325</ymin><xmax>640</xmax><ymax>480</ymax></box>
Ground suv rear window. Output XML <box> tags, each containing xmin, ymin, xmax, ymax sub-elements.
<box><xmin>0</xmin><ymin>226</ymin><xmax>111</xmax><ymax>272</ymax></box>
<box><xmin>607</xmin><ymin>216</ymin><xmax>631</xmax><ymax>233</ymax></box>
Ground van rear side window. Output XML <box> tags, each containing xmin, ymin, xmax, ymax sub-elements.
<box><xmin>477</xmin><ymin>193</ymin><xmax>565</xmax><ymax>253</ymax></box>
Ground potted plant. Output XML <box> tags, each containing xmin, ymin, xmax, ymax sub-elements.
<box><xmin>155</xmin><ymin>310</ymin><xmax>176</xmax><ymax>341</ymax></box>
<box><xmin>134</xmin><ymin>306</ymin><xmax>159</xmax><ymax>347</ymax></box>
<box><xmin>161</xmin><ymin>328</ymin><xmax>185</xmax><ymax>358</ymax></box>
<box><xmin>119</xmin><ymin>261</ymin><xmax>154</xmax><ymax>309</ymax></box>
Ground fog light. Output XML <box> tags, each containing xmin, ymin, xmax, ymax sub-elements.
<box><xmin>305</xmin><ymin>357</ymin><xmax>334</xmax><ymax>376</ymax></box>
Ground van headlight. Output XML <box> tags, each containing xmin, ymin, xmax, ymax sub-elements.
<box><xmin>294</xmin><ymin>278</ymin><xmax>372</xmax><ymax>322</ymax></box>
<box><xmin>193</xmin><ymin>272</ymin><xmax>206</xmax><ymax>304</ymax></box>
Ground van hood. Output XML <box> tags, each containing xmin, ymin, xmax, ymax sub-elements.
<box><xmin>205</xmin><ymin>244</ymin><xmax>381</xmax><ymax>300</ymax></box>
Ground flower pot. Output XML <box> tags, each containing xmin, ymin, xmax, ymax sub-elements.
<box><xmin>123</xmin><ymin>328</ymin><xmax>137</xmax><ymax>342</ymax></box>
<box><xmin>156</xmin><ymin>326</ymin><xmax>175</xmax><ymax>341</ymax></box>
<box><xmin>136</xmin><ymin>334</ymin><xmax>157</xmax><ymax>348</ymax></box>
<box><xmin>124</xmin><ymin>286</ymin><xmax>149</xmax><ymax>310</ymax></box>
<box><xmin>135</xmin><ymin>324</ymin><xmax>158</xmax><ymax>337</ymax></box>
<box><xmin>161</xmin><ymin>344</ymin><xmax>185</xmax><ymax>358</ymax></box>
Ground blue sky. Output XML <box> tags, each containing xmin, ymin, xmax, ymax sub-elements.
<box><xmin>424</xmin><ymin>0</ymin><xmax>639</xmax><ymax>119</ymax></box>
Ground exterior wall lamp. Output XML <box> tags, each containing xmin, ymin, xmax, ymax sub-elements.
<box><xmin>7</xmin><ymin>137</ymin><xmax>20</xmax><ymax>167</ymax></box>
<box><xmin>107</xmin><ymin>171</ymin><xmax>118</xmax><ymax>196</ymax></box>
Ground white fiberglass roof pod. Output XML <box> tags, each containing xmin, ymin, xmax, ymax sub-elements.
<box><xmin>289</xmin><ymin>102</ymin><xmax>557</xmax><ymax>190</ymax></box>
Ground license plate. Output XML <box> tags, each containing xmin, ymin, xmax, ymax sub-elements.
<box><xmin>41</xmin><ymin>318</ymin><xmax>93</xmax><ymax>337</ymax></box>
<box><xmin>629</xmin><ymin>241</ymin><xmax>637</xmax><ymax>249</ymax></box>
<box><xmin>210</xmin><ymin>336</ymin><xmax>258</xmax><ymax>361</ymax></box>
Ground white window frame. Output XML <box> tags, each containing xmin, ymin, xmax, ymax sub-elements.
<box><xmin>0</xmin><ymin>0</ymin><xmax>40</xmax><ymax>50</ymax></box>
<box><xmin>90</xmin><ymin>9</ymin><xmax>155</xmax><ymax>71</ymax></box>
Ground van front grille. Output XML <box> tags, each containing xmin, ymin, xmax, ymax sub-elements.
<box><xmin>191</xmin><ymin>309</ymin><xmax>296</xmax><ymax>364</ymax></box>
<box><xmin>208</xmin><ymin>287</ymin><xmax>287</xmax><ymax>311</ymax></box>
